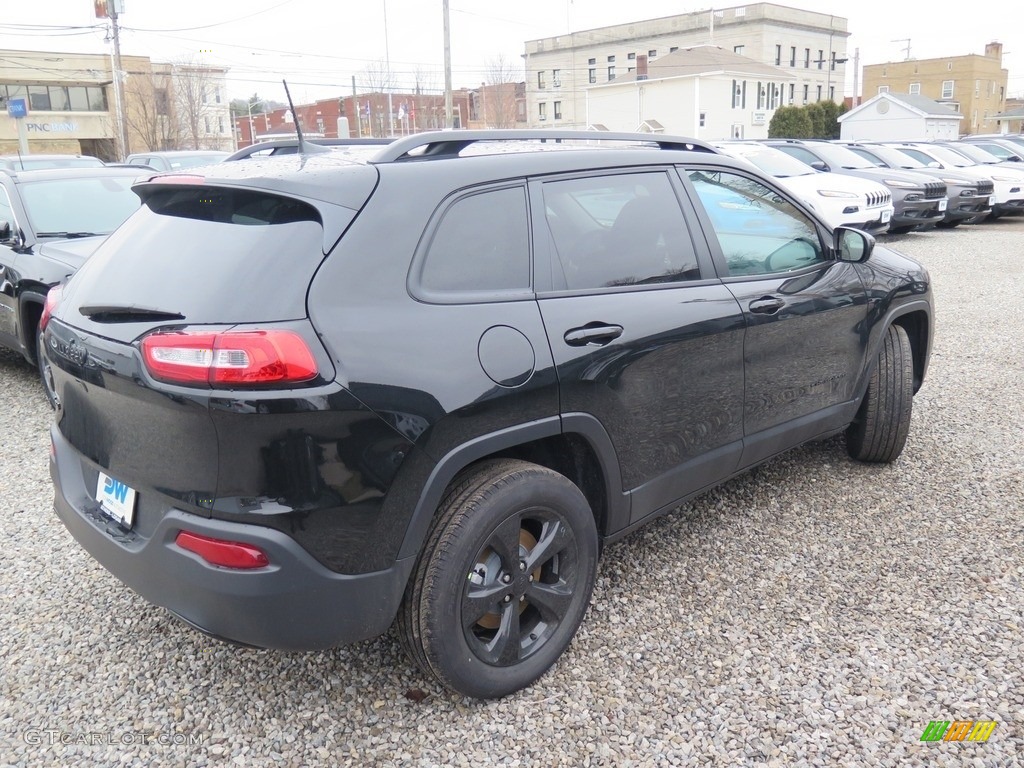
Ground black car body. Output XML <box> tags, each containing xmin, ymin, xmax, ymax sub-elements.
<box><xmin>46</xmin><ymin>131</ymin><xmax>933</xmax><ymax>698</ymax></box>
<box><xmin>0</xmin><ymin>167</ymin><xmax>144</xmax><ymax>370</ymax></box>
<box><xmin>765</xmin><ymin>139</ymin><xmax>948</xmax><ymax>233</ymax></box>
<box><xmin>839</xmin><ymin>142</ymin><xmax>992</xmax><ymax>226</ymax></box>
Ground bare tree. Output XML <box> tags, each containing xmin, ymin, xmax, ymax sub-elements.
<box><xmin>358</xmin><ymin>58</ymin><xmax>397</xmax><ymax>93</ymax></box>
<box><xmin>483</xmin><ymin>54</ymin><xmax>524</xmax><ymax>128</ymax></box>
<box><xmin>123</xmin><ymin>69</ymin><xmax>179</xmax><ymax>151</ymax></box>
<box><xmin>171</xmin><ymin>58</ymin><xmax>219</xmax><ymax>150</ymax></box>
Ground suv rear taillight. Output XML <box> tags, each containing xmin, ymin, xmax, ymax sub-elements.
<box><xmin>141</xmin><ymin>329</ymin><xmax>318</xmax><ymax>386</ymax></box>
<box><xmin>40</xmin><ymin>284</ymin><xmax>63</xmax><ymax>332</ymax></box>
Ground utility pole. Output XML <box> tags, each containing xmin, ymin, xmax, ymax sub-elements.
<box><xmin>852</xmin><ymin>47</ymin><xmax>861</xmax><ymax>107</ymax></box>
<box><xmin>109</xmin><ymin>1</ymin><xmax>129</xmax><ymax>157</ymax></box>
<box><xmin>443</xmin><ymin>0</ymin><xmax>453</xmax><ymax>128</ymax></box>
<box><xmin>891</xmin><ymin>38</ymin><xmax>912</xmax><ymax>62</ymax></box>
<box><xmin>352</xmin><ymin>75</ymin><xmax>361</xmax><ymax>138</ymax></box>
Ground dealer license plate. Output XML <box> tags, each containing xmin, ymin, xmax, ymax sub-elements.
<box><xmin>937</xmin><ymin>199</ymin><xmax>948</xmax><ymax>212</ymax></box>
<box><xmin>989</xmin><ymin>196</ymin><xmax>996</xmax><ymax>206</ymax></box>
<box><xmin>96</xmin><ymin>472</ymin><xmax>137</xmax><ymax>528</ymax></box>
<box><xmin>881</xmin><ymin>209</ymin><xmax>892</xmax><ymax>223</ymax></box>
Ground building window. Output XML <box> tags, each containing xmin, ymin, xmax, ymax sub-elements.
<box><xmin>830</xmin><ymin>52</ymin><xmax>837</xmax><ymax>71</ymax></box>
<box><xmin>790</xmin><ymin>47</ymin><xmax>797</xmax><ymax>67</ymax></box>
<box><xmin>608</xmin><ymin>66</ymin><xmax>616</xmax><ymax>81</ymax></box>
<box><xmin>648</xmin><ymin>49</ymin><xmax>657</xmax><ymax>58</ymax></box>
<box><xmin>670</xmin><ymin>46</ymin><xmax>679</xmax><ymax>53</ymax></box>
<box><xmin>909</xmin><ymin>82</ymin><xmax>920</xmax><ymax>95</ymax></box>
<box><xmin>732</xmin><ymin>79</ymin><xmax>739</xmax><ymax>108</ymax></box>
<box><xmin>215</xmin><ymin>87</ymin><xmax>222</xmax><ymax>104</ymax></box>
<box><xmin>588</xmin><ymin>68</ymin><xmax>596</xmax><ymax>84</ymax></box>
<box><xmin>775</xmin><ymin>44</ymin><xmax>782</xmax><ymax>65</ymax></box>
<box><xmin>538</xmin><ymin>102</ymin><xmax>547</xmax><ymax>121</ymax></box>
<box><xmin>47</xmin><ymin>86</ymin><xmax>70</xmax><ymax>111</ymax></box>
<box><xmin>27</xmin><ymin>85</ymin><xmax>50</xmax><ymax>111</ymax></box>
<box><xmin>733</xmin><ymin>45</ymin><xmax>744</xmax><ymax>56</ymax></box>
<box><xmin>816</xmin><ymin>85</ymin><xmax>822</xmax><ymax>101</ymax></box>
<box><xmin>804</xmin><ymin>48</ymin><xmax>809</xmax><ymax>68</ymax></box>
<box><xmin>975</xmin><ymin>79</ymin><xmax>980</xmax><ymax>96</ymax></box>
<box><xmin>829</xmin><ymin>86</ymin><xmax>834</xmax><ymax>102</ymax></box>
<box><xmin>204</xmin><ymin>117</ymin><xmax>211</xmax><ymax>133</ymax></box>
<box><xmin>588</xmin><ymin>57</ymin><xmax>596</xmax><ymax>65</ymax></box>
<box><xmin>878</xmin><ymin>85</ymin><xmax>889</xmax><ymax>94</ymax></box>
<box><xmin>627</xmin><ymin>67</ymin><xmax>635</xmax><ymax>74</ymax></box>
<box><xmin>742</xmin><ymin>80</ymin><xmax>747</xmax><ymax>108</ymax></box>
<box><xmin>554</xmin><ymin>101</ymin><xmax>562</xmax><ymax>120</ymax></box>
<box><xmin>537</xmin><ymin>71</ymin><xmax>545</xmax><ymax>89</ymax></box>
<box><xmin>802</xmin><ymin>84</ymin><xmax>809</xmax><ymax>103</ymax></box>
<box><xmin>628</xmin><ymin>52</ymin><xmax>636</xmax><ymax>60</ymax></box>
<box><xmin>817</xmin><ymin>50</ymin><xmax>823</xmax><ymax>69</ymax></box>
<box><xmin>607</xmin><ymin>55</ymin><xmax>615</xmax><ymax>63</ymax></box>
<box><xmin>219</xmin><ymin>116</ymin><xmax>226</xmax><ymax>134</ymax></box>
<box><xmin>947</xmin><ymin>62</ymin><xmax>953</xmax><ymax>70</ymax></box>
<box><xmin>552</xmin><ymin>69</ymin><xmax>561</xmax><ymax>87</ymax></box>
<box><xmin>942</xmin><ymin>80</ymin><xmax>954</xmax><ymax>99</ymax></box>
<box><xmin>699</xmin><ymin>112</ymin><xmax>706</xmax><ymax>127</ymax></box>
<box><xmin>789</xmin><ymin>83</ymin><xmax>795</xmax><ymax>103</ymax></box>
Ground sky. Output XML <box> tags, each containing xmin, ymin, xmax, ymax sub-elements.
<box><xmin>1</xmin><ymin>0</ymin><xmax>1021</xmax><ymax>105</ymax></box>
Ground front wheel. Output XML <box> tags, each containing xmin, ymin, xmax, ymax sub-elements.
<box><xmin>398</xmin><ymin>459</ymin><xmax>598</xmax><ymax>699</ymax></box>
<box><xmin>846</xmin><ymin>324</ymin><xmax>913</xmax><ymax>463</ymax></box>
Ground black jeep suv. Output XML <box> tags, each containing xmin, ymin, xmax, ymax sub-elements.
<box><xmin>45</xmin><ymin>131</ymin><xmax>932</xmax><ymax>699</ymax></box>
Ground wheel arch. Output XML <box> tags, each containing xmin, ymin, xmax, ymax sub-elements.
<box><xmin>18</xmin><ymin>288</ymin><xmax>47</xmax><ymax>364</ymax></box>
<box><xmin>396</xmin><ymin>414</ymin><xmax>627</xmax><ymax>561</ymax></box>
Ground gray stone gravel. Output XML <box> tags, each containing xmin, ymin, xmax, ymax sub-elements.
<box><xmin>1</xmin><ymin>218</ymin><xmax>1023</xmax><ymax>767</ymax></box>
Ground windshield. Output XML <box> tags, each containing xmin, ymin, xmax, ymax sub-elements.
<box><xmin>944</xmin><ymin>143</ymin><xmax>1000</xmax><ymax>164</ymax></box>
<box><xmin>857</xmin><ymin>145</ymin><xmax>926</xmax><ymax>169</ymax></box>
<box><xmin>809</xmin><ymin>143</ymin><xmax>878</xmax><ymax>170</ymax></box>
<box><xmin>20</xmin><ymin>176</ymin><xmax>142</xmax><ymax>236</ymax></box>
<box><xmin>720</xmin><ymin>145</ymin><xmax>816</xmax><ymax>177</ymax></box>
<box><xmin>923</xmin><ymin>145</ymin><xmax>975</xmax><ymax>168</ymax></box>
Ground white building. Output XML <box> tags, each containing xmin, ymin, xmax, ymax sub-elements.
<box><xmin>525</xmin><ymin>3</ymin><xmax>849</xmax><ymax>129</ymax></box>
<box><xmin>585</xmin><ymin>45</ymin><xmax>794</xmax><ymax>140</ymax></box>
<box><xmin>838</xmin><ymin>92</ymin><xmax>964</xmax><ymax>141</ymax></box>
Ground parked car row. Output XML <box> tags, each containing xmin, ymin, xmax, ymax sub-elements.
<box><xmin>714</xmin><ymin>137</ymin><xmax>1024</xmax><ymax>235</ymax></box>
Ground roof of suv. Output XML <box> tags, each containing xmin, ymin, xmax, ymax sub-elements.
<box><xmin>141</xmin><ymin>130</ymin><xmax>726</xmax><ymax>209</ymax></box>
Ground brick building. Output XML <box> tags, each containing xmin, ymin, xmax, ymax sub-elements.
<box><xmin>862</xmin><ymin>42</ymin><xmax>1008</xmax><ymax>136</ymax></box>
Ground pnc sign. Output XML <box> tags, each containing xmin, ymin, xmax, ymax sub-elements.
<box><xmin>26</xmin><ymin>122</ymin><xmax>79</xmax><ymax>133</ymax></box>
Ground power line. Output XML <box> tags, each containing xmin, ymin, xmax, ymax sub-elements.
<box><xmin>119</xmin><ymin>0</ymin><xmax>295</xmax><ymax>33</ymax></box>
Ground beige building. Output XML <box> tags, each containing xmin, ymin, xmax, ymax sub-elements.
<box><xmin>0</xmin><ymin>48</ymin><xmax>231</xmax><ymax>160</ymax></box>
<box><xmin>862</xmin><ymin>42</ymin><xmax>1008</xmax><ymax>136</ymax></box>
<box><xmin>524</xmin><ymin>3</ymin><xmax>850</xmax><ymax>129</ymax></box>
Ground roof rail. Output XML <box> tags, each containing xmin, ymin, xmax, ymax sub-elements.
<box><xmin>368</xmin><ymin>130</ymin><xmax>718</xmax><ymax>164</ymax></box>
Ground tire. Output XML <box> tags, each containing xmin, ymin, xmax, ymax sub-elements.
<box><xmin>398</xmin><ymin>458</ymin><xmax>598</xmax><ymax>699</ymax></box>
<box><xmin>37</xmin><ymin>331</ymin><xmax>56</xmax><ymax>410</ymax></box>
<box><xmin>934</xmin><ymin>220</ymin><xmax>960</xmax><ymax>229</ymax></box>
<box><xmin>846</xmin><ymin>324</ymin><xmax>913</xmax><ymax>463</ymax></box>
<box><xmin>888</xmin><ymin>225</ymin><xmax>915</xmax><ymax>235</ymax></box>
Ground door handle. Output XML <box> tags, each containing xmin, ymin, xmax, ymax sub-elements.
<box><xmin>748</xmin><ymin>296</ymin><xmax>785</xmax><ymax>315</ymax></box>
<box><xmin>564</xmin><ymin>323</ymin><xmax>624</xmax><ymax>347</ymax></box>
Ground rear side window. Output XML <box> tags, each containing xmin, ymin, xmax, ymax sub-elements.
<box><xmin>417</xmin><ymin>186</ymin><xmax>530</xmax><ymax>296</ymax></box>
<box><xmin>146</xmin><ymin>187</ymin><xmax>319</xmax><ymax>226</ymax></box>
<box><xmin>541</xmin><ymin>172</ymin><xmax>699</xmax><ymax>290</ymax></box>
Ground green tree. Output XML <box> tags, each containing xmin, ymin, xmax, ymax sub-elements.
<box><xmin>768</xmin><ymin>105</ymin><xmax>814</xmax><ymax>138</ymax></box>
<box><xmin>806</xmin><ymin>101</ymin><xmax>847</xmax><ymax>139</ymax></box>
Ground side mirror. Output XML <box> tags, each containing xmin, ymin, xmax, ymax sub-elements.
<box><xmin>927</xmin><ymin>161</ymin><xmax>941</xmax><ymax>168</ymax></box>
<box><xmin>809</xmin><ymin>160</ymin><xmax>828</xmax><ymax>172</ymax></box>
<box><xmin>835</xmin><ymin>226</ymin><xmax>874</xmax><ymax>263</ymax></box>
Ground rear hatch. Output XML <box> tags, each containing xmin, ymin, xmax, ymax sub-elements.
<box><xmin>47</xmin><ymin>163</ymin><xmax>378</xmax><ymax>525</ymax></box>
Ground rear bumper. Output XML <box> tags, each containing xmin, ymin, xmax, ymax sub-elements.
<box><xmin>50</xmin><ymin>425</ymin><xmax>413</xmax><ymax>651</ymax></box>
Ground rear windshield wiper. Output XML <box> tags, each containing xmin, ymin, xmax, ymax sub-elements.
<box><xmin>79</xmin><ymin>305</ymin><xmax>185</xmax><ymax>323</ymax></box>
<box><xmin>36</xmin><ymin>231</ymin><xmax>107</xmax><ymax>239</ymax></box>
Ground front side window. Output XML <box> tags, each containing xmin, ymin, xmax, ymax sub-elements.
<box><xmin>688</xmin><ymin>170</ymin><xmax>825</xmax><ymax>277</ymax></box>
<box><xmin>420</xmin><ymin>187</ymin><xmax>530</xmax><ymax>294</ymax></box>
<box><xmin>541</xmin><ymin>172</ymin><xmax>699</xmax><ymax>291</ymax></box>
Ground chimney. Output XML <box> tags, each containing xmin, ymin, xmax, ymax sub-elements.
<box><xmin>637</xmin><ymin>54</ymin><xmax>648</xmax><ymax>81</ymax></box>
<box><xmin>985</xmin><ymin>41</ymin><xmax>1002</xmax><ymax>61</ymax></box>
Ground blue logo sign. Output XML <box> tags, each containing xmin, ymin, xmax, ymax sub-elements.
<box><xmin>7</xmin><ymin>99</ymin><xmax>28</xmax><ymax>118</ymax></box>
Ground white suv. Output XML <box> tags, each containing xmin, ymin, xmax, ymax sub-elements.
<box><xmin>714</xmin><ymin>142</ymin><xmax>894</xmax><ymax>233</ymax></box>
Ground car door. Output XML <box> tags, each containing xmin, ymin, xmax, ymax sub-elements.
<box><xmin>531</xmin><ymin>168</ymin><xmax>746</xmax><ymax>527</ymax></box>
<box><xmin>682</xmin><ymin>167</ymin><xmax>870</xmax><ymax>467</ymax></box>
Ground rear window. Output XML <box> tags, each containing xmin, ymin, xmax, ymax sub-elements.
<box><xmin>64</xmin><ymin>187</ymin><xmax>334</xmax><ymax>325</ymax></box>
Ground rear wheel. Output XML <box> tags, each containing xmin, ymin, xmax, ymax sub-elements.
<box><xmin>398</xmin><ymin>459</ymin><xmax>598</xmax><ymax>699</ymax></box>
<box><xmin>846</xmin><ymin>324</ymin><xmax>913</xmax><ymax>463</ymax></box>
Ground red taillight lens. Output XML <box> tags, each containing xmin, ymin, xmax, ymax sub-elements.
<box><xmin>141</xmin><ymin>330</ymin><xmax>318</xmax><ymax>387</ymax></box>
<box><xmin>175</xmin><ymin>531</ymin><xmax>270</xmax><ymax>569</ymax></box>
<box><xmin>40</xmin><ymin>284</ymin><xmax>64</xmax><ymax>332</ymax></box>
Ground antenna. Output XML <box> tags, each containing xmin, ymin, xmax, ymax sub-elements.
<box><xmin>282</xmin><ymin>79</ymin><xmax>328</xmax><ymax>155</ymax></box>
<box><xmin>891</xmin><ymin>38</ymin><xmax>912</xmax><ymax>61</ymax></box>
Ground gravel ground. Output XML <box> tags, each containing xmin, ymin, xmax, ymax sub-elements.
<box><xmin>1</xmin><ymin>218</ymin><xmax>1022</xmax><ymax>767</ymax></box>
